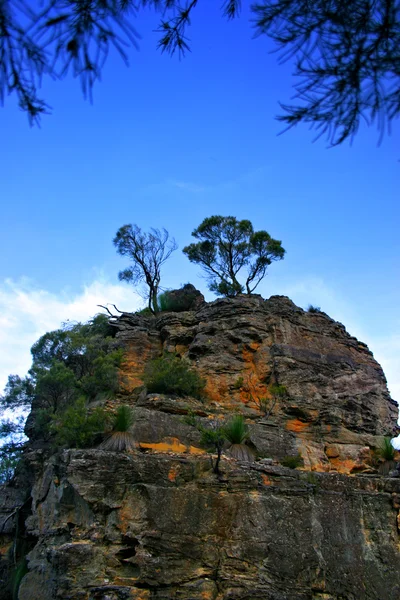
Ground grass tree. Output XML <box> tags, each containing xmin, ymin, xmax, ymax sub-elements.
<box><xmin>224</xmin><ymin>415</ymin><xmax>255</xmax><ymax>462</ymax></box>
<box><xmin>99</xmin><ymin>405</ymin><xmax>135</xmax><ymax>452</ymax></box>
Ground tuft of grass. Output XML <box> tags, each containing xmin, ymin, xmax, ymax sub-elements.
<box><xmin>281</xmin><ymin>454</ymin><xmax>304</xmax><ymax>469</ymax></box>
<box><xmin>378</xmin><ymin>437</ymin><xmax>396</xmax><ymax>461</ymax></box>
<box><xmin>114</xmin><ymin>405</ymin><xmax>134</xmax><ymax>432</ymax></box>
<box><xmin>99</xmin><ymin>405</ymin><xmax>135</xmax><ymax>452</ymax></box>
<box><xmin>223</xmin><ymin>415</ymin><xmax>249</xmax><ymax>445</ymax></box>
<box><xmin>223</xmin><ymin>415</ymin><xmax>255</xmax><ymax>463</ymax></box>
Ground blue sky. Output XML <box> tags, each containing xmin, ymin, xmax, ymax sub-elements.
<box><xmin>0</xmin><ymin>2</ymin><xmax>399</xmax><ymax>408</ymax></box>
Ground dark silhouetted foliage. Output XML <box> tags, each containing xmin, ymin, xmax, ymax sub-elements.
<box><xmin>0</xmin><ymin>314</ymin><xmax>123</xmax><ymax>474</ymax></box>
<box><xmin>114</xmin><ymin>224</ymin><xmax>177</xmax><ymax>314</ymax></box>
<box><xmin>183</xmin><ymin>216</ymin><xmax>285</xmax><ymax>297</ymax></box>
<box><xmin>307</xmin><ymin>305</ymin><xmax>322</xmax><ymax>313</ymax></box>
<box><xmin>1</xmin><ymin>1</ymin><xmax>398</xmax><ymax>143</ymax></box>
<box><xmin>199</xmin><ymin>421</ymin><xmax>226</xmax><ymax>475</ymax></box>
<box><xmin>158</xmin><ymin>284</ymin><xmax>201</xmax><ymax>312</ymax></box>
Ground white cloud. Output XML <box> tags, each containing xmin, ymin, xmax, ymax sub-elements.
<box><xmin>0</xmin><ymin>277</ymin><xmax>142</xmax><ymax>391</ymax></box>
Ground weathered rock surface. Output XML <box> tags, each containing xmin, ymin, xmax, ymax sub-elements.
<box><xmin>1</xmin><ymin>293</ymin><xmax>399</xmax><ymax>599</ymax></box>
<box><xmin>116</xmin><ymin>295</ymin><xmax>398</xmax><ymax>473</ymax></box>
<box><xmin>11</xmin><ymin>449</ymin><xmax>400</xmax><ymax>599</ymax></box>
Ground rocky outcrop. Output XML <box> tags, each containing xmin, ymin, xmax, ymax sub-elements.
<box><xmin>12</xmin><ymin>449</ymin><xmax>400</xmax><ymax>600</ymax></box>
<box><xmin>1</xmin><ymin>293</ymin><xmax>399</xmax><ymax>599</ymax></box>
<box><xmin>116</xmin><ymin>295</ymin><xmax>398</xmax><ymax>474</ymax></box>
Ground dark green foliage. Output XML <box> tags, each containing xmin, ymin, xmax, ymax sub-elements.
<box><xmin>281</xmin><ymin>454</ymin><xmax>304</xmax><ymax>469</ymax></box>
<box><xmin>182</xmin><ymin>409</ymin><xmax>197</xmax><ymax>427</ymax></box>
<box><xmin>233</xmin><ymin>376</ymin><xmax>244</xmax><ymax>390</ymax></box>
<box><xmin>144</xmin><ymin>354</ymin><xmax>206</xmax><ymax>399</ymax></box>
<box><xmin>136</xmin><ymin>307</ymin><xmax>154</xmax><ymax>316</ymax></box>
<box><xmin>183</xmin><ymin>216</ymin><xmax>285</xmax><ymax>297</ymax></box>
<box><xmin>0</xmin><ymin>375</ymin><xmax>35</xmax><ymax>410</ymax></box>
<box><xmin>0</xmin><ymin>442</ymin><xmax>23</xmax><ymax>484</ymax></box>
<box><xmin>158</xmin><ymin>284</ymin><xmax>200</xmax><ymax>312</ymax></box>
<box><xmin>223</xmin><ymin>415</ymin><xmax>255</xmax><ymax>462</ymax></box>
<box><xmin>80</xmin><ymin>349</ymin><xmax>123</xmax><ymax>399</ymax></box>
<box><xmin>257</xmin><ymin>384</ymin><xmax>287</xmax><ymax>416</ymax></box>
<box><xmin>35</xmin><ymin>362</ymin><xmax>78</xmax><ymax>412</ymax></box>
<box><xmin>378</xmin><ymin>437</ymin><xmax>396</xmax><ymax>462</ymax></box>
<box><xmin>113</xmin><ymin>405</ymin><xmax>134</xmax><ymax>432</ymax></box>
<box><xmin>11</xmin><ymin>557</ymin><xmax>28</xmax><ymax>600</ymax></box>
<box><xmin>270</xmin><ymin>384</ymin><xmax>288</xmax><ymax>402</ymax></box>
<box><xmin>1</xmin><ymin>314</ymin><xmax>123</xmax><ymax>475</ymax></box>
<box><xmin>307</xmin><ymin>305</ymin><xmax>321</xmax><ymax>313</ymax></box>
<box><xmin>199</xmin><ymin>422</ymin><xmax>226</xmax><ymax>475</ymax></box>
<box><xmin>4</xmin><ymin>1</ymin><xmax>398</xmax><ymax>145</ymax></box>
<box><xmin>99</xmin><ymin>405</ymin><xmax>135</xmax><ymax>452</ymax></box>
<box><xmin>114</xmin><ymin>224</ymin><xmax>177</xmax><ymax>314</ymax></box>
<box><xmin>223</xmin><ymin>415</ymin><xmax>249</xmax><ymax>445</ymax></box>
<box><xmin>50</xmin><ymin>397</ymin><xmax>108</xmax><ymax>449</ymax></box>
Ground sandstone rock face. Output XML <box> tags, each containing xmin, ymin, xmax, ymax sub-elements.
<box><xmin>1</xmin><ymin>294</ymin><xmax>399</xmax><ymax>600</ymax></box>
<box><xmin>12</xmin><ymin>450</ymin><xmax>400</xmax><ymax>599</ymax></box>
<box><xmin>116</xmin><ymin>295</ymin><xmax>398</xmax><ymax>474</ymax></box>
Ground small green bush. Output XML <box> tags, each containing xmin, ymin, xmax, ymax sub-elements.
<box><xmin>182</xmin><ymin>409</ymin><xmax>197</xmax><ymax>427</ymax></box>
<box><xmin>307</xmin><ymin>305</ymin><xmax>321</xmax><ymax>313</ymax></box>
<box><xmin>233</xmin><ymin>376</ymin><xmax>244</xmax><ymax>390</ymax></box>
<box><xmin>158</xmin><ymin>284</ymin><xmax>200</xmax><ymax>312</ymax></box>
<box><xmin>199</xmin><ymin>422</ymin><xmax>226</xmax><ymax>474</ymax></box>
<box><xmin>50</xmin><ymin>397</ymin><xmax>107</xmax><ymax>448</ymax></box>
<box><xmin>80</xmin><ymin>348</ymin><xmax>123</xmax><ymax>399</ymax></box>
<box><xmin>136</xmin><ymin>307</ymin><xmax>153</xmax><ymax>316</ymax></box>
<box><xmin>144</xmin><ymin>353</ymin><xmax>206</xmax><ymax>399</ymax></box>
<box><xmin>224</xmin><ymin>415</ymin><xmax>249</xmax><ymax>445</ymax></box>
<box><xmin>281</xmin><ymin>453</ymin><xmax>304</xmax><ymax>469</ymax></box>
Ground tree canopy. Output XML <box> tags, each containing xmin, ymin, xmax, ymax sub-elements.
<box><xmin>1</xmin><ymin>0</ymin><xmax>399</xmax><ymax>144</ymax></box>
<box><xmin>113</xmin><ymin>224</ymin><xmax>177</xmax><ymax>314</ymax></box>
<box><xmin>183</xmin><ymin>216</ymin><xmax>285</xmax><ymax>296</ymax></box>
<box><xmin>0</xmin><ymin>314</ymin><xmax>122</xmax><ymax>477</ymax></box>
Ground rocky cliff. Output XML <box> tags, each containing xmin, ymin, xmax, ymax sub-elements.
<box><xmin>1</xmin><ymin>294</ymin><xmax>399</xmax><ymax>600</ymax></box>
<box><xmin>117</xmin><ymin>294</ymin><xmax>397</xmax><ymax>473</ymax></box>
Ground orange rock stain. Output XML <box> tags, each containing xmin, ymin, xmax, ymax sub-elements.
<box><xmin>139</xmin><ymin>437</ymin><xmax>205</xmax><ymax>455</ymax></box>
<box><xmin>286</xmin><ymin>419</ymin><xmax>310</xmax><ymax>433</ymax></box>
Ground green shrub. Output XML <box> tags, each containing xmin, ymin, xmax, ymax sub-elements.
<box><xmin>223</xmin><ymin>415</ymin><xmax>249</xmax><ymax>444</ymax></box>
<box><xmin>182</xmin><ymin>409</ymin><xmax>197</xmax><ymax>427</ymax></box>
<box><xmin>136</xmin><ymin>307</ymin><xmax>153</xmax><ymax>316</ymax></box>
<box><xmin>307</xmin><ymin>305</ymin><xmax>321</xmax><ymax>313</ymax></box>
<box><xmin>144</xmin><ymin>353</ymin><xmax>206</xmax><ymax>399</ymax></box>
<box><xmin>80</xmin><ymin>348</ymin><xmax>123</xmax><ymax>399</ymax></box>
<box><xmin>281</xmin><ymin>453</ymin><xmax>304</xmax><ymax>469</ymax></box>
<box><xmin>158</xmin><ymin>284</ymin><xmax>200</xmax><ymax>312</ymax></box>
<box><xmin>50</xmin><ymin>397</ymin><xmax>107</xmax><ymax>448</ymax></box>
<box><xmin>233</xmin><ymin>376</ymin><xmax>244</xmax><ymax>390</ymax></box>
<box><xmin>99</xmin><ymin>405</ymin><xmax>135</xmax><ymax>452</ymax></box>
<box><xmin>199</xmin><ymin>423</ymin><xmax>226</xmax><ymax>474</ymax></box>
<box><xmin>378</xmin><ymin>437</ymin><xmax>396</xmax><ymax>461</ymax></box>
